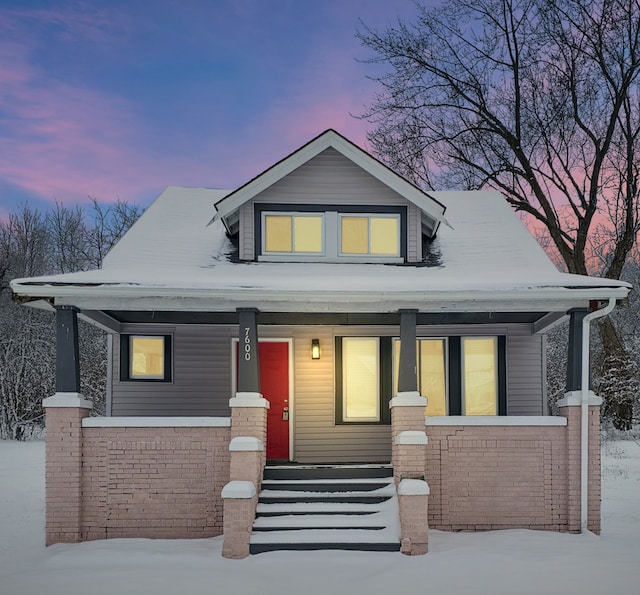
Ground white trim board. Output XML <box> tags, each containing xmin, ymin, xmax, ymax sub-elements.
<box><xmin>82</xmin><ymin>417</ymin><xmax>231</xmax><ymax>428</ymax></box>
<box><xmin>425</xmin><ymin>415</ymin><xmax>566</xmax><ymax>426</ymax></box>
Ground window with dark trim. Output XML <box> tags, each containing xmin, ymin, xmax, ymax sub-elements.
<box><xmin>337</xmin><ymin>335</ymin><xmax>507</xmax><ymax>423</ymax></box>
<box><xmin>335</xmin><ymin>337</ymin><xmax>392</xmax><ymax>425</ymax></box>
<box><xmin>254</xmin><ymin>203</ymin><xmax>407</xmax><ymax>262</ymax></box>
<box><xmin>120</xmin><ymin>334</ymin><xmax>172</xmax><ymax>382</ymax></box>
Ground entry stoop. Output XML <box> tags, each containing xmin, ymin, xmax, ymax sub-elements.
<box><xmin>250</xmin><ymin>464</ymin><xmax>400</xmax><ymax>553</ymax></box>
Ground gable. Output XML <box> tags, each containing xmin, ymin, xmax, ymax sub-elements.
<box><xmin>237</xmin><ymin>148</ymin><xmax>424</xmax><ymax>262</ymax></box>
<box><xmin>213</xmin><ymin>129</ymin><xmax>447</xmax><ymax>240</ymax></box>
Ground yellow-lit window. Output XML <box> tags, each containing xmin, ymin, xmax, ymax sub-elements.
<box><xmin>343</xmin><ymin>337</ymin><xmax>380</xmax><ymax>422</ymax></box>
<box><xmin>420</xmin><ymin>340</ymin><xmax>447</xmax><ymax>416</ymax></box>
<box><xmin>294</xmin><ymin>216</ymin><xmax>323</xmax><ymax>253</ymax></box>
<box><xmin>393</xmin><ymin>339</ymin><xmax>447</xmax><ymax>416</ymax></box>
<box><xmin>265</xmin><ymin>215</ymin><xmax>293</xmax><ymax>252</ymax></box>
<box><xmin>462</xmin><ymin>337</ymin><xmax>497</xmax><ymax>415</ymax></box>
<box><xmin>370</xmin><ymin>217</ymin><xmax>399</xmax><ymax>255</ymax></box>
<box><xmin>130</xmin><ymin>336</ymin><xmax>165</xmax><ymax>379</ymax></box>
<box><xmin>340</xmin><ymin>215</ymin><xmax>399</xmax><ymax>256</ymax></box>
<box><xmin>341</xmin><ymin>217</ymin><xmax>369</xmax><ymax>254</ymax></box>
<box><xmin>264</xmin><ymin>214</ymin><xmax>323</xmax><ymax>254</ymax></box>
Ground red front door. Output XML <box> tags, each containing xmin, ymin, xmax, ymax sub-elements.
<box><xmin>236</xmin><ymin>341</ymin><xmax>290</xmax><ymax>460</ymax></box>
<box><xmin>259</xmin><ymin>342</ymin><xmax>289</xmax><ymax>460</ymax></box>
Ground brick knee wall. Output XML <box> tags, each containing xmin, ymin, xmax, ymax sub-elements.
<box><xmin>425</xmin><ymin>425</ymin><xmax>570</xmax><ymax>531</ymax></box>
<box><xmin>81</xmin><ymin>426</ymin><xmax>230</xmax><ymax>540</ymax></box>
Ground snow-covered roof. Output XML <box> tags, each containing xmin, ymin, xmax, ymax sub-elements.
<box><xmin>10</xmin><ymin>186</ymin><xmax>630</xmax><ymax>314</ymax></box>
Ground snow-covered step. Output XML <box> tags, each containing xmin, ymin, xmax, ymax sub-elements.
<box><xmin>253</xmin><ymin>512</ymin><xmax>390</xmax><ymax>530</ymax></box>
<box><xmin>261</xmin><ymin>477</ymin><xmax>393</xmax><ymax>492</ymax></box>
<box><xmin>250</xmin><ymin>464</ymin><xmax>400</xmax><ymax>554</ymax></box>
<box><xmin>256</xmin><ymin>500</ymin><xmax>388</xmax><ymax>516</ymax></box>
<box><xmin>258</xmin><ymin>481</ymin><xmax>396</xmax><ymax>504</ymax></box>
<box><xmin>264</xmin><ymin>464</ymin><xmax>392</xmax><ymax>481</ymax></box>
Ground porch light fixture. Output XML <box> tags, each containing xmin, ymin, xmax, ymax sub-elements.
<box><xmin>311</xmin><ymin>338</ymin><xmax>321</xmax><ymax>360</ymax></box>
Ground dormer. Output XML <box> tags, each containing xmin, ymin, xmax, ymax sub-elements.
<box><xmin>212</xmin><ymin>130</ymin><xmax>448</xmax><ymax>264</ymax></box>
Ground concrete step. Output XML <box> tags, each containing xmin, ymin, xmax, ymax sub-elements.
<box><xmin>251</xmin><ymin>466</ymin><xmax>399</xmax><ymax>554</ymax></box>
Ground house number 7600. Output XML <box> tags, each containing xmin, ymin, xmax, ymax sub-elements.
<box><xmin>244</xmin><ymin>327</ymin><xmax>251</xmax><ymax>361</ymax></box>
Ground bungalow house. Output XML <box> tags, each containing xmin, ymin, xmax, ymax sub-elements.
<box><xmin>11</xmin><ymin>130</ymin><xmax>630</xmax><ymax>557</ymax></box>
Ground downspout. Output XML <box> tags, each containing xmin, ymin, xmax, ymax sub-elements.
<box><xmin>105</xmin><ymin>333</ymin><xmax>113</xmax><ymax>417</ymax></box>
<box><xmin>580</xmin><ymin>297</ymin><xmax>616</xmax><ymax>531</ymax></box>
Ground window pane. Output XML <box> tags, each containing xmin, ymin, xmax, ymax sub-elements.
<box><xmin>343</xmin><ymin>338</ymin><xmax>379</xmax><ymax>421</ymax></box>
<box><xmin>370</xmin><ymin>217</ymin><xmax>399</xmax><ymax>255</ymax></box>
<box><xmin>463</xmin><ymin>338</ymin><xmax>497</xmax><ymax>415</ymax></box>
<box><xmin>420</xmin><ymin>340</ymin><xmax>447</xmax><ymax>416</ymax></box>
<box><xmin>341</xmin><ymin>217</ymin><xmax>368</xmax><ymax>254</ymax></box>
<box><xmin>294</xmin><ymin>216</ymin><xmax>323</xmax><ymax>253</ymax></box>
<box><xmin>131</xmin><ymin>337</ymin><xmax>165</xmax><ymax>378</ymax></box>
<box><xmin>265</xmin><ymin>215</ymin><xmax>292</xmax><ymax>252</ymax></box>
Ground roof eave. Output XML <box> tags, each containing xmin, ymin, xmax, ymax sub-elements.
<box><xmin>11</xmin><ymin>282</ymin><xmax>630</xmax><ymax>314</ymax></box>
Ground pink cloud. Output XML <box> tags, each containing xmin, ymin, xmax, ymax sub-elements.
<box><xmin>0</xmin><ymin>4</ymin><xmax>194</xmax><ymax>207</ymax></box>
<box><xmin>0</xmin><ymin>2</ymin><xmax>386</xmax><ymax>207</ymax></box>
<box><xmin>218</xmin><ymin>43</ymin><xmax>378</xmax><ymax>185</ymax></box>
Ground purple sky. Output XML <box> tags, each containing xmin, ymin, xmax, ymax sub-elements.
<box><xmin>0</xmin><ymin>0</ymin><xmax>425</xmax><ymax>220</ymax></box>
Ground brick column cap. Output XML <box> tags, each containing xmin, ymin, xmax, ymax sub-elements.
<box><xmin>390</xmin><ymin>392</ymin><xmax>427</xmax><ymax>408</ymax></box>
<box><xmin>398</xmin><ymin>478</ymin><xmax>430</xmax><ymax>496</ymax></box>
<box><xmin>557</xmin><ymin>390</ymin><xmax>603</xmax><ymax>407</ymax></box>
<box><xmin>43</xmin><ymin>392</ymin><xmax>92</xmax><ymax>409</ymax></box>
<box><xmin>229</xmin><ymin>393</ymin><xmax>270</xmax><ymax>408</ymax></box>
<box><xmin>395</xmin><ymin>430</ymin><xmax>428</xmax><ymax>445</ymax></box>
<box><xmin>222</xmin><ymin>481</ymin><xmax>257</xmax><ymax>499</ymax></box>
<box><xmin>230</xmin><ymin>436</ymin><xmax>264</xmax><ymax>452</ymax></box>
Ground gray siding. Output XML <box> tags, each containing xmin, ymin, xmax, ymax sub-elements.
<box><xmin>240</xmin><ymin>148</ymin><xmax>422</xmax><ymax>261</ymax></box>
<box><xmin>506</xmin><ymin>327</ymin><xmax>544</xmax><ymax>415</ymax></box>
<box><xmin>111</xmin><ymin>324</ymin><xmax>234</xmax><ymax>416</ymax></box>
<box><xmin>110</xmin><ymin>322</ymin><xmax>545</xmax><ymax>462</ymax></box>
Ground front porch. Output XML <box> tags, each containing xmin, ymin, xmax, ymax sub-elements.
<box><xmin>42</xmin><ymin>304</ymin><xmax>603</xmax><ymax>556</ymax></box>
<box><xmin>43</xmin><ymin>394</ymin><xmax>600</xmax><ymax>556</ymax></box>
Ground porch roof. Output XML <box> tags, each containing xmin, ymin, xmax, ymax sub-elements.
<box><xmin>11</xmin><ymin>186</ymin><xmax>630</xmax><ymax>314</ymax></box>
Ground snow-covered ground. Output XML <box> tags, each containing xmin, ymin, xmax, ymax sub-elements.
<box><xmin>0</xmin><ymin>439</ymin><xmax>638</xmax><ymax>595</ymax></box>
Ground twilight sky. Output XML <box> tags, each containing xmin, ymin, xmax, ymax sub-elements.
<box><xmin>0</xmin><ymin>0</ymin><xmax>425</xmax><ymax>219</ymax></box>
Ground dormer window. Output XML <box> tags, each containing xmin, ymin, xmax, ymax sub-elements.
<box><xmin>340</xmin><ymin>214</ymin><xmax>400</xmax><ymax>257</ymax></box>
<box><xmin>264</xmin><ymin>213</ymin><xmax>324</xmax><ymax>254</ymax></box>
<box><xmin>256</xmin><ymin>205</ymin><xmax>406</xmax><ymax>263</ymax></box>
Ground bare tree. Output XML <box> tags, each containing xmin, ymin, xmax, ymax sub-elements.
<box><xmin>85</xmin><ymin>198</ymin><xmax>142</xmax><ymax>268</ymax></box>
<box><xmin>0</xmin><ymin>199</ymin><xmax>141</xmax><ymax>439</ymax></box>
<box><xmin>359</xmin><ymin>0</ymin><xmax>640</xmax><ymax>428</ymax></box>
<box><xmin>47</xmin><ymin>201</ymin><xmax>90</xmax><ymax>274</ymax></box>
